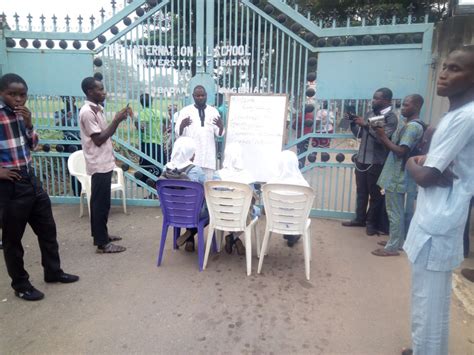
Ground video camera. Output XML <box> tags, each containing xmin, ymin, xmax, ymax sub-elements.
<box><xmin>368</xmin><ymin>115</ymin><xmax>385</xmax><ymax>128</ymax></box>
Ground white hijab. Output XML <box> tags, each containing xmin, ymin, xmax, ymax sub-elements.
<box><xmin>268</xmin><ymin>150</ymin><xmax>309</xmax><ymax>187</ymax></box>
<box><xmin>166</xmin><ymin>137</ymin><xmax>196</xmax><ymax>170</ymax></box>
<box><xmin>217</xmin><ymin>143</ymin><xmax>254</xmax><ymax>184</ymax></box>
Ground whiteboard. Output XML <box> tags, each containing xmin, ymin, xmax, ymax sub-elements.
<box><xmin>225</xmin><ymin>94</ymin><xmax>288</xmax><ymax>183</ymax></box>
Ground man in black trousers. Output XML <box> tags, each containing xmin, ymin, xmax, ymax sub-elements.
<box><xmin>0</xmin><ymin>73</ymin><xmax>78</xmax><ymax>301</ymax></box>
<box><xmin>342</xmin><ymin>88</ymin><xmax>398</xmax><ymax>235</ymax></box>
<box><xmin>79</xmin><ymin>77</ymin><xmax>132</xmax><ymax>253</ymax></box>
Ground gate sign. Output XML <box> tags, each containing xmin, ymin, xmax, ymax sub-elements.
<box><xmin>225</xmin><ymin>94</ymin><xmax>288</xmax><ymax>183</ymax></box>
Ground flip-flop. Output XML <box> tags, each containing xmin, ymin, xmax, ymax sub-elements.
<box><xmin>371</xmin><ymin>248</ymin><xmax>400</xmax><ymax>257</ymax></box>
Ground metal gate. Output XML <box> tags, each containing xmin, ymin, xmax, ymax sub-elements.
<box><xmin>0</xmin><ymin>0</ymin><xmax>435</xmax><ymax>218</ymax></box>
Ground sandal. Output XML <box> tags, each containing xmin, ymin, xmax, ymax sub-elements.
<box><xmin>371</xmin><ymin>248</ymin><xmax>399</xmax><ymax>257</ymax></box>
<box><xmin>96</xmin><ymin>243</ymin><xmax>126</xmax><ymax>254</ymax></box>
<box><xmin>225</xmin><ymin>234</ymin><xmax>234</xmax><ymax>254</ymax></box>
<box><xmin>176</xmin><ymin>230</ymin><xmax>192</xmax><ymax>247</ymax></box>
<box><xmin>377</xmin><ymin>240</ymin><xmax>387</xmax><ymax>247</ymax></box>
<box><xmin>108</xmin><ymin>235</ymin><xmax>122</xmax><ymax>242</ymax></box>
<box><xmin>185</xmin><ymin>240</ymin><xmax>195</xmax><ymax>252</ymax></box>
<box><xmin>234</xmin><ymin>239</ymin><xmax>245</xmax><ymax>256</ymax></box>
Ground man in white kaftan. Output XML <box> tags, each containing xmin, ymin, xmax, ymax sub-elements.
<box><xmin>175</xmin><ymin>85</ymin><xmax>224</xmax><ymax>180</ymax></box>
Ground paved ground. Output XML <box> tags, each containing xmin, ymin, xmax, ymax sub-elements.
<box><xmin>1</xmin><ymin>205</ymin><xmax>473</xmax><ymax>354</ymax></box>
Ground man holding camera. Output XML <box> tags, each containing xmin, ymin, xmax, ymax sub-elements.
<box><xmin>342</xmin><ymin>88</ymin><xmax>398</xmax><ymax>235</ymax></box>
<box><xmin>371</xmin><ymin>94</ymin><xmax>425</xmax><ymax>257</ymax></box>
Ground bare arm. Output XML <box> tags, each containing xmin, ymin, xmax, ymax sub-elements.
<box><xmin>406</xmin><ymin>155</ymin><xmax>442</xmax><ymax>188</ymax></box>
<box><xmin>375</xmin><ymin>127</ymin><xmax>409</xmax><ymax>158</ymax></box>
<box><xmin>91</xmin><ymin>107</ymin><xmax>131</xmax><ymax>147</ymax></box>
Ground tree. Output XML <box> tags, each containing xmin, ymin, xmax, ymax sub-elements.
<box><xmin>287</xmin><ymin>0</ymin><xmax>449</xmax><ymax>22</ymax></box>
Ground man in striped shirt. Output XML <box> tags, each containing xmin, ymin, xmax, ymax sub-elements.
<box><xmin>0</xmin><ymin>73</ymin><xmax>78</xmax><ymax>301</ymax></box>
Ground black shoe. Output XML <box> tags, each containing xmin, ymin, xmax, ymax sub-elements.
<box><xmin>45</xmin><ymin>272</ymin><xmax>80</xmax><ymax>284</ymax></box>
<box><xmin>15</xmin><ymin>286</ymin><xmax>44</xmax><ymax>301</ymax></box>
<box><xmin>366</xmin><ymin>225</ymin><xmax>379</xmax><ymax>236</ymax></box>
<box><xmin>287</xmin><ymin>235</ymin><xmax>301</xmax><ymax>247</ymax></box>
<box><xmin>341</xmin><ymin>220</ymin><xmax>365</xmax><ymax>227</ymax></box>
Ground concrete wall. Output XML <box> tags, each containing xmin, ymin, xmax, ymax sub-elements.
<box><xmin>425</xmin><ymin>15</ymin><xmax>474</xmax><ymax>125</ymax></box>
<box><xmin>317</xmin><ymin>47</ymin><xmax>429</xmax><ymax>101</ymax></box>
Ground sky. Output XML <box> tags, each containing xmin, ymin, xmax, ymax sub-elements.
<box><xmin>1</xmin><ymin>0</ymin><xmax>127</xmax><ymax>30</ymax></box>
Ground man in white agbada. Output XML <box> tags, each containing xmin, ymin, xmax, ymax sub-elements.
<box><xmin>175</xmin><ymin>85</ymin><xmax>224</xmax><ymax>180</ymax></box>
<box><xmin>213</xmin><ymin>143</ymin><xmax>259</xmax><ymax>255</ymax></box>
<box><xmin>267</xmin><ymin>150</ymin><xmax>310</xmax><ymax>247</ymax></box>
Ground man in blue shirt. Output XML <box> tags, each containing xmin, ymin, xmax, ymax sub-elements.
<box><xmin>402</xmin><ymin>46</ymin><xmax>474</xmax><ymax>355</ymax></box>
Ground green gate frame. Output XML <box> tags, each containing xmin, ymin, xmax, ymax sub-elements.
<box><xmin>0</xmin><ymin>0</ymin><xmax>435</xmax><ymax>219</ymax></box>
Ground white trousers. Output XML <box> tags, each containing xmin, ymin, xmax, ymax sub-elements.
<box><xmin>411</xmin><ymin>240</ymin><xmax>452</xmax><ymax>355</ymax></box>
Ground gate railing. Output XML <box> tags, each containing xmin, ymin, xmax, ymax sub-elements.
<box><xmin>1</xmin><ymin>0</ymin><xmax>435</xmax><ymax>218</ymax></box>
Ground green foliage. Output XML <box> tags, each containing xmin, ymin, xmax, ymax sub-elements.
<box><xmin>288</xmin><ymin>0</ymin><xmax>448</xmax><ymax>21</ymax></box>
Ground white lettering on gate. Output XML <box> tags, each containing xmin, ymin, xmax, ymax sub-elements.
<box><xmin>132</xmin><ymin>44</ymin><xmax>252</xmax><ymax>69</ymax></box>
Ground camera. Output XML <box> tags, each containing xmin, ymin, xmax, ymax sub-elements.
<box><xmin>368</xmin><ymin>115</ymin><xmax>385</xmax><ymax>128</ymax></box>
<box><xmin>345</xmin><ymin>105</ymin><xmax>357</xmax><ymax>121</ymax></box>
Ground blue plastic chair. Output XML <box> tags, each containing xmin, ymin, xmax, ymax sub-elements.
<box><xmin>156</xmin><ymin>179</ymin><xmax>210</xmax><ymax>271</ymax></box>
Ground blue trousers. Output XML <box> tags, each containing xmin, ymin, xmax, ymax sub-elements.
<box><xmin>411</xmin><ymin>240</ymin><xmax>452</xmax><ymax>355</ymax></box>
<box><xmin>385</xmin><ymin>191</ymin><xmax>405</xmax><ymax>252</ymax></box>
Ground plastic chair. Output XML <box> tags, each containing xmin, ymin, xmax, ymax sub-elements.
<box><xmin>156</xmin><ymin>179</ymin><xmax>211</xmax><ymax>271</ymax></box>
<box><xmin>203</xmin><ymin>181</ymin><xmax>260</xmax><ymax>276</ymax></box>
<box><xmin>257</xmin><ymin>183</ymin><xmax>315</xmax><ymax>280</ymax></box>
<box><xmin>67</xmin><ymin>150</ymin><xmax>127</xmax><ymax>218</ymax></box>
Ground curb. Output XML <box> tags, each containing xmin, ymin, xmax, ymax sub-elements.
<box><xmin>452</xmin><ymin>272</ymin><xmax>474</xmax><ymax>317</ymax></box>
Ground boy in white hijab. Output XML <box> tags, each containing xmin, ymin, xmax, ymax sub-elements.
<box><xmin>267</xmin><ymin>150</ymin><xmax>310</xmax><ymax>247</ymax></box>
<box><xmin>213</xmin><ymin>143</ymin><xmax>260</xmax><ymax>255</ymax></box>
<box><xmin>163</xmin><ymin>137</ymin><xmax>206</xmax><ymax>252</ymax></box>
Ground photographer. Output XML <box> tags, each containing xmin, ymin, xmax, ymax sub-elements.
<box><xmin>342</xmin><ymin>88</ymin><xmax>398</xmax><ymax>236</ymax></box>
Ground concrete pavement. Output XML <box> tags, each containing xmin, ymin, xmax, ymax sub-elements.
<box><xmin>1</xmin><ymin>205</ymin><xmax>473</xmax><ymax>354</ymax></box>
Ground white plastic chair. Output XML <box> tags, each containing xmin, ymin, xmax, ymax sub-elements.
<box><xmin>203</xmin><ymin>181</ymin><xmax>260</xmax><ymax>276</ymax></box>
<box><xmin>257</xmin><ymin>183</ymin><xmax>315</xmax><ymax>280</ymax></box>
<box><xmin>67</xmin><ymin>150</ymin><xmax>127</xmax><ymax>218</ymax></box>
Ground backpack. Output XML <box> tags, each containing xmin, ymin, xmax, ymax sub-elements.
<box><xmin>160</xmin><ymin>164</ymin><xmax>195</xmax><ymax>180</ymax></box>
<box><xmin>399</xmin><ymin>119</ymin><xmax>435</xmax><ymax>158</ymax></box>
<box><xmin>408</xmin><ymin>119</ymin><xmax>435</xmax><ymax>157</ymax></box>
